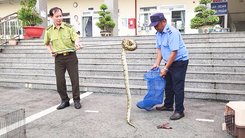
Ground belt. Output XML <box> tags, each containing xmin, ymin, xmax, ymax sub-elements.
<box><xmin>58</xmin><ymin>51</ymin><xmax>75</xmax><ymax>56</ymax></box>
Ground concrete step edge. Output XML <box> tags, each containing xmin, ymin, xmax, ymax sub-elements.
<box><xmin>0</xmin><ymin>57</ymin><xmax>245</xmax><ymax>60</ymax></box>
<box><xmin>2</xmin><ymin>50</ymin><xmax>245</xmax><ymax>53</ymax></box>
<box><xmin>0</xmin><ymin>67</ymin><xmax>245</xmax><ymax>75</ymax></box>
<box><xmin>185</xmin><ymin>88</ymin><xmax>245</xmax><ymax>95</ymax></box>
<box><xmin>1</xmin><ymin>67</ymin><xmax>245</xmax><ymax>74</ymax></box>
<box><xmin>0</xmin><ymin>75</ymin><xmax>244</xmax><ymax>84</ymax></box>
<box><xmin>1</xmin><ymin>62</ymin><xmax>245</xmax><ymax>67</ymax></box>
<box><xmin>0</xmin><ymin>79</ymin><xmax>244</xmax><ymax>96</ymax></box>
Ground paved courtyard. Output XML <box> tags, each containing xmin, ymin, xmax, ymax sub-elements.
<box><xmin>0</xmin><ymin>87</ymin><xmax>233</xmax><ymax>138</ymax></box>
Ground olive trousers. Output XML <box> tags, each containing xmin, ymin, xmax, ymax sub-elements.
<box><xmin>55</xmin><ymin>52</ymin><xmax>80</xmax><ymax>102</ymax></box>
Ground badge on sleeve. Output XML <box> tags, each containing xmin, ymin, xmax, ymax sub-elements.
<box><xmin>167</xmin><ymin>27</ymin><xmax>172</xmax><ymax>35</ymax></box>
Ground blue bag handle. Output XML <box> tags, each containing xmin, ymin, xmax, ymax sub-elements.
<box><xmin>144</xmin><ymin>67</ymin><xmax>162</xmax><ymax>81</ymax></box>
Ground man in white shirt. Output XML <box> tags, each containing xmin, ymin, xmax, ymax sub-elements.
<box><xmin>73</xmin><ymin>15</ymin><xmax>80</xmax><ymax>36</ymax></box>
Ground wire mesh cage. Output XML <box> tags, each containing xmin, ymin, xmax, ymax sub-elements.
<box><xmin>224</xmin><ymin>101</ymin><xmax>245</xmax><ymax>138</ymax></box>
<box><xmin>225</xmin><ymin>106</ymin><xmax>236</xmax><ymax>136</ymax></box>
<box><xmin>0</xmin><ymin>108</ymin><xmax>26</xmax><ymax>138</ymax></box>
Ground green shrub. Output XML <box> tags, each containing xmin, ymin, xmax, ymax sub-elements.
<box><xmin>194</xmin><ymin>5</ymin><xmax>206</xmax><ymax>12</ymax></box>
<box><xmin>17</xmin><ymin>0</ymin><xmax>43</xmax><ymax>26</ymax></box>
<box><xmin>96</xmin><ymin>4</ymin><xmax>115</xmax><ymax>32</ymax></box>
<box><xmin>190</xmin><ymin>0</ymin><xmax>219</xmax><ymax>29</ymax></box>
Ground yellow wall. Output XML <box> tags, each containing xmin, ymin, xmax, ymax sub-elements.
<box><xmin>0</xmin><ymin>2</ymin><xmax>21</xmax><ymax>17</ymax></box>
<box><xmin>137</xmin><ymin>0</ymin><xmax>199</xmax><ymax>9</ymax></box>
<box><xmin>118</xmin><ymin>0</ymin><xmax>199</xmax><ymax>36</ymax></box>
<box><xmin>47</xmin><ymin>0</ymin><xmax>103</xmax><ymax>19</ymax></box>
<box><xmin>228</xmin><ymin>0</ymin><xmax>245</xmax><ymax>21</ymax></box>
<box><xmin>118</xmin><ymin>0</ymin><xmax>136</xmax><ymax>36</ymax></box>
<box><xmin>0</xmin><ymin>0</ymin><xmax>198</xmax><ymax>17</ymax></box>
<box><xmin>228</xmin><ymin>0</ymin><xmax>245</xmax><ymax>12</ymax></box>
<box><xmin>0</xmin><ymin>0</ymin><xmax>199</xmax><ymax>36</ymax></box>
<box><xmin>0</xmin><ymin>0</ymin><xmax>103</xmax><ymax>20</ymax></box>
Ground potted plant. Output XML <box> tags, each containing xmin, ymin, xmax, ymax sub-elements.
<box><xmin>8</xmin><ymin>26</ymin><xmax>18</xmax><ymax>45</ymax></box>
<box><xmin>23</xmin><ymin>30</ymin><xmax>29</xmax><ymax>39</ymax></box>
<box><xmin>190</xmin><ymin>0</ymin><xmax>219</xmax><ymax>33</ymax></box>
<box><xmin>17</xmin><ymin>0</ymin><xmax>44</xmax><ymax>38</ymax></box>
<box><xmin>96</xmin><ymin>4</ymin><xmax>116</xmax><ymax>36</ymax></box>
<box><xmin>9</xmin><ymin>36</ymin><xmax>18</xmax><ymax>45</ymax></box>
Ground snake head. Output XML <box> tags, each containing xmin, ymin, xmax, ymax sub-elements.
<box><xmin>122</xmin><ymin>39</ymin><xmax>137</xmax><ymax>51</ymax></box>
<box><xmin>126</xmin><ymin>40</ymin><xmax>132</xmax><ymax>46</ymax></box>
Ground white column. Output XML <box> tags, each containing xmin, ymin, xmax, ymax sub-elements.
<box><xmin>36</xmin><ymin>0</ymin><xmax>48</xmax><ymax>38</ymax></box>
<box><xmin>104</xmin><ymin>0</ymin><xmax>118</xmax><ymax>36</ymax></box>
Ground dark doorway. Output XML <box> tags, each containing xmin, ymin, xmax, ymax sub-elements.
<box><xmin>82</xmin><ymin>16</ymin><xmax>92</xmax><ymax>37</ymax></box>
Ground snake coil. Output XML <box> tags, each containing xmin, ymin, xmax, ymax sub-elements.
<box><xmin>121</xmin><ymin>39</ymin><xmax>137</xmax><ymax>130</ymax></box>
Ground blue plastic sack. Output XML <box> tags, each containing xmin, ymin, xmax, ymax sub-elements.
<box><xmin>136</xmin><ymin>67</ymin><xmax>166</xmax><ymax>111</ymax></box>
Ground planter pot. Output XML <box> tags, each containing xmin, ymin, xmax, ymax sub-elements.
<box><xmin>23</xmin><ymin>34</ymin><xmax>29</xmax><ymax>39</ymax></box>
<box><xmin>100</xmin><ymin>31</ymin><xmax>112</xmax><ymax>37</ymax></box>
<box><xmin>9</xmin><ymin>39</ymin><xmax>17</xmax><ymax>45</ymax></box>
<box><xmin>23</xmin><ymin>26</ymin><xmax>45</xmax><ymax>38</ymax></box>
<box><xmin>198</xmin><ymin>26</ymin><xmax>214</xmax><ymax>34</ymax></box>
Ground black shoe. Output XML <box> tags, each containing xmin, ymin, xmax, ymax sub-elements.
<box><xmin>156</xmin><ymin>105</ymin><xmax>174</xmax><ymax>111</ymax></box>
<box><xmin>170</xmin><ymin>112</ymin><xmax>185</xmax><ymax>120</ymax></box>
<box><xmin>57</xmin><ymin>102</ymin><xmax>70</xmax><ymax>110</ymax></box>
<box><xmin>74</xmin><ymin>101</ymin><xmax>82</xmax><ymax>109</ymax></box>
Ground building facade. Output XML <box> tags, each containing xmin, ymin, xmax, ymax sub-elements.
<box><xmin>0</xmin><ymin>0</ymin><xmax>244</xmax><ymax>37</ymax></box>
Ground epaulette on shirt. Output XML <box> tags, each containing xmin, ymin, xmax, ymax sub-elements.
<box><xmin>47</xmin><ymin>24</ymin><xmax>53</xmax><ymax>30</ymax></box>
<box><xmin>167</xmin><ymin>27</ymin><xmax>172</xmax><ymax>35</ymax></box>
<box><xmin>64</xmin><ymin>23</ymin><xmax>72</xmax><ymax>28</ymax></box>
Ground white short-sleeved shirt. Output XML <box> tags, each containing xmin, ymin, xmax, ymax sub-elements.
<box><xmin>73</xmin><ymin>21</ymin><xmax>79</xmax><ymax>32</ymax></box>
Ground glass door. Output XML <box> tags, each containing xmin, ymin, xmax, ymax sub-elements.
<box><xmin>82</xmin><ymin>16</ymin><xmax>92</xmax><ymax>37</ymax></box>
<box><xmin>171</xmin><ymin>10</ymin><xmax>185</xmax><ymax>33</ymax></box>
<box><xmin>82</xmin><ymin>10</ymin><xmax>100</xmax><ymax>37</ymax></box>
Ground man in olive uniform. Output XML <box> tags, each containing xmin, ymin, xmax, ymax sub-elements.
<box><xmin>44</xmin><ymin>7</ymin><xmax>82</xmax><ymax>110</ymax></box>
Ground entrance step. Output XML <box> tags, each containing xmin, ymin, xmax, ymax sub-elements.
<box><xmin>0</xmin><ymin>32</ymin><xmax>245</xmax><ymax>101</ymax></box>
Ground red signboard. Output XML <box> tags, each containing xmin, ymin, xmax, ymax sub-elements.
<box><xmin>128</xmin><ymin>18</ymin><xmax>136</xmax><ymax>29</ymax></box>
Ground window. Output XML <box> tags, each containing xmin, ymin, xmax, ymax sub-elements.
<box><xmin>171</xmin><ymin>10</ymin><xmax>185</xmax><ymax>33</ymax></box>
<box><xmin>140</xmin><ymin>6</ymin><xmax>157</xmax><ymax>12</ymax></box>
<box><xmin>139</xmin><ymin>6</ymin><xmax>157</xmax><ymax>31</ymax></box>
<box><xmin>47</xmin><ymin>12</ymin><xmax>71</xmax><ymax>25</ymax></box>
<box><xmin>62</xmin><ymin>18</ymin><xmax>70</xmax><ymax>24</ymax></box>
<box><xmin>83</xmin><ymin>12</ymin><xmax>91</xmax><ymax>15</ymax></box>
<box><xmin>62</xmin><ymin>13</ymin><xmax>70</xmax><ymax>17</ymax></box>
<box><xmin>159</xmin><ymin>5</ymin><xmax>185</xmax><ymax>11</ymax></box>
<box><xmin>47</xmin><ymin>13</ymin><xmax>70</xmax><ymax>17</ymax></box>
<box><xmin>62</xmin><ymin>12</ymin><xmax>70</xmax><ymax>24</ymax></box>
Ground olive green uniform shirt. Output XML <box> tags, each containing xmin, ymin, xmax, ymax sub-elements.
<box><xmin>43</xmin><ymin>22</ymin><xmax>78</xmax><ymax>54</ymax></box>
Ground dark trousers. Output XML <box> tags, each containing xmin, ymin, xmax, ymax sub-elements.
<box><xmin>164</xmin><ymin>60</ymin><xmax>188</xmax><ymax>113</ymax></box>
<box><xmin>55</xmin><ymin>52</ymin><xmax>80</xmax><ymax>102</ymax></box>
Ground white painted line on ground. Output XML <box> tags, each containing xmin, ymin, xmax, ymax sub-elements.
<box><xmin>196</xmin><ymin>118</ymin><xmax>214</xmax><ymax>122</ymax></box>
<box><xmin>0</xmin><ymin>92</ymin><xmax>93</xmax><ymax>136</ymax></box>
<box><xmin>85</xmin><ymin>110</ymin><xmax>99</xmax><ymax>113</ymax></box>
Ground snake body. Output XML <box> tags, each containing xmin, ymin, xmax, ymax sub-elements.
<box><xmin>121</xmin><ymin>39</ymin><xmax>137</xmax><ymax>130</ymax></box>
